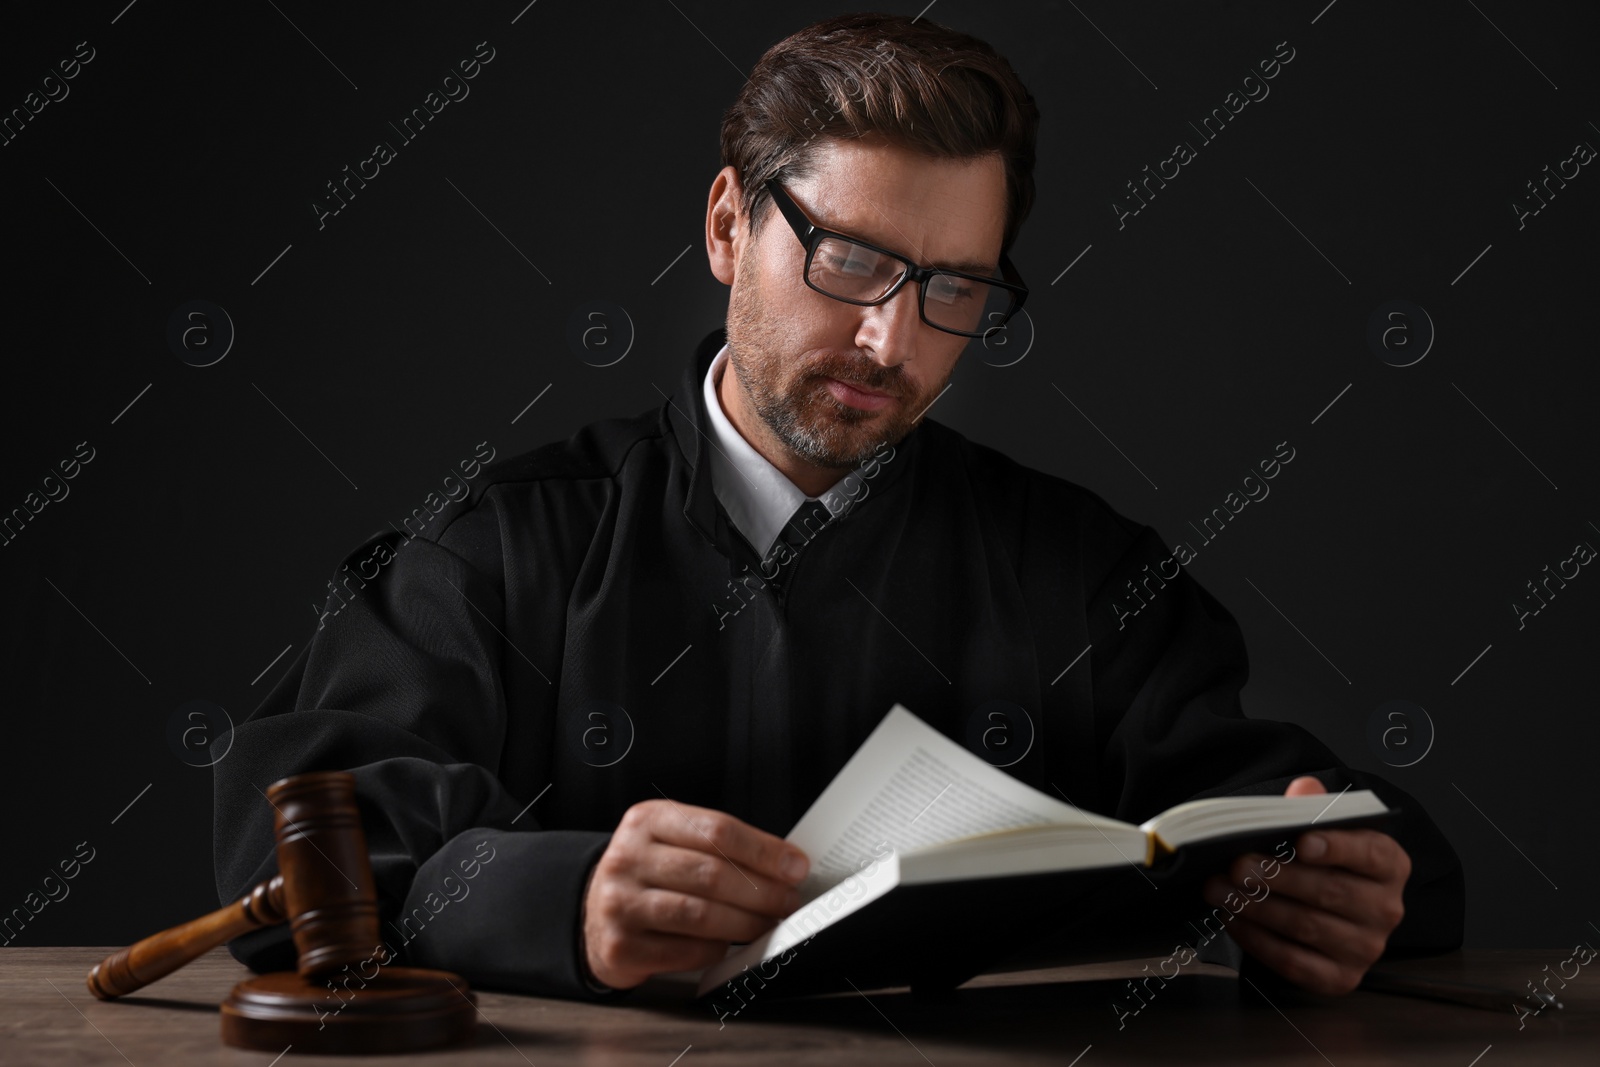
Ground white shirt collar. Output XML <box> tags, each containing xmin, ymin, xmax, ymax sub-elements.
<box><xmin>702</xmin><ymin>344</ymin><xmax>862</xmax><ymax>558</ymax></box>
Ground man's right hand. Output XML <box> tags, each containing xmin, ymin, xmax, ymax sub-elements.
<box><xmin>581</xmin><ymin>798</ymin><xmax>811</xmax><ymax>990</ymax></box>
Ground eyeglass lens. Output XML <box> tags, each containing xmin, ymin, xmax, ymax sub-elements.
<box><xmin>807</xmin><ymin>235</ymin><xmax>1015</xmax><ymax>338</ymax></box>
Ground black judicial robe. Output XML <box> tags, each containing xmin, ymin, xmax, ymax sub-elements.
<box><xmin>213</xmin><ymin>326</ymin><xmax>1464</xmax><ymax>1000</ymax></box>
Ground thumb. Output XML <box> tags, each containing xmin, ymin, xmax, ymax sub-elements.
<box><xmin>1284</xmin><ymin>775</ymin><xmax>1326</xmax><ymax>797</ymax></box>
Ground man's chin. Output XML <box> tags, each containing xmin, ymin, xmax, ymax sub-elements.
<box><xmin>783</xmin><ymin>421</ymin><xmax>894</xmax><ymax>470</ymax></box>
<box><xmin>761</xmin><ymin>383</ymin><xmax>909</xmax><ymax>466</ymax></box>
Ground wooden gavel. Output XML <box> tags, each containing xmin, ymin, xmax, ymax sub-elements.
<box><xmin>88</xmin><ymin>770</ymin><xmax>476</xmax><ymax>1054</ymax></box>
<box><xmin>89</xmin><ymin>770</ymin><xmax>378</xmax><ymax>997</ymax></box>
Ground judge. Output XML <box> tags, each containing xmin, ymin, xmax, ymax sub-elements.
<box><xmin>214</xmin><ymin>12</ymin><xmax>1463</xmax><ymax>1002</ymax></box>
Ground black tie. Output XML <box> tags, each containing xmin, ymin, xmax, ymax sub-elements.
<box><xmin>764</xmin><ymin>498</ymin><xmax>834</xmax><ymax>590</ymax></box>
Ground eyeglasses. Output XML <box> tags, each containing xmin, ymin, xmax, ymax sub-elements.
<box><xmin>763</xmin><ymin>178</ymin><xmax>1029</xmax><ymax>340</ymax></box>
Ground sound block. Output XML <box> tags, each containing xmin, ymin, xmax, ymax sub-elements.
<box><xmin>221</xmin><ymin>966</ymin><xmax>477</xmax><ymax>1054</ymax></box>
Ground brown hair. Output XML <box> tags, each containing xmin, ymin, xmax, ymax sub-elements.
<box><xmin>720</xmin><ymin>12</ymin><xmax>1040</xmax><ymax>254</ymax></box>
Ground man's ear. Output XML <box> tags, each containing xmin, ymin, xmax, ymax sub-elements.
<box><xmin>706</xmin><ymin>166</ymin><xmax>747</xmax><ymax>286</ymax></box>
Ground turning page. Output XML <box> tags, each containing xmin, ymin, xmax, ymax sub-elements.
<box><xmin>785</xmin><ymin>703</ymin><xmax>1130</xmax><ymax>902</ymax></box>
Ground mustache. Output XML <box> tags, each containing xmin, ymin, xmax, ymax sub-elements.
<box><xmin>808</xmin><ymin>361</ymin><xmax>906</xmax><ymax>398</ymax></box>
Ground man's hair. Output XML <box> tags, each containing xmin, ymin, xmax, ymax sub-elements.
<box><xmin>720</xmin><ymin>12</ymin><xmax>1040</xmax><ymax>255</ymax></box>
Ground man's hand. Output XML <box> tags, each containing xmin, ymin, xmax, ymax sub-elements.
<box><xmin>1201</xmin><ymin>775</ymin><xmax>1411</xmax><ymax>995</ymax></box>
<box><xmin>581</xmin><ymin>798</ymin><xmax>810</xmax><ymax>990</ymax></box>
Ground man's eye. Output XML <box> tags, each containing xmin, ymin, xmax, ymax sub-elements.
<box><xmin>823</xmin><ymin>252</ymin><xmax>877</xmax><ymax>275</ymax></box>
<box><xmin>929</xmin><ymin>281</ymin><xmax>977</xmax><ymax>304</ymax></box>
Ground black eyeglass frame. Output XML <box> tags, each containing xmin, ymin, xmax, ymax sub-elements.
<box><xmin>763</xmin><ymin>178</ymin><xmax>1029</xmax><ymax>339</ymax></box>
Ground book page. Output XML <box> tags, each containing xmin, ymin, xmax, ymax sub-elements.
<box><xmin>1141</xmin><ymin>790</ymin><xmax>1388</xmax><ymax>848</ymax></box>
<box><xmin>786</xmin><ymin>704</ymin><xmax>1134</xmax><ymax>903</ymax></box>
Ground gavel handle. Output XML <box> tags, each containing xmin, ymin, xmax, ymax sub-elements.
<box><xmin>87</xmin><ymin>874</ymin><xmax>287</xmax><ymax>999</ymax></box>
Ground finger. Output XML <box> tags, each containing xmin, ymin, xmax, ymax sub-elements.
<box><xmin>645</xmin><ymin>843</ymin><xmax>801</xmax><ymax>919</ymax></box>
<box><xmin>1283</xmin><ymin>776</ymin><xmax>1327</xmax><ymax>797</ymax></box>
<box><xmin>632</xmin><ymin>886</ymin><xmax>784</xmax><ymax>944</ymax></box>
<box><xmin>1204</xmin><ymin>877</ymin><xmax>1386</xmax><ymax>969</ymax></box>
<box><xmin>1223</xmin><ymin>853</ymin><xmax>1404</xmax><ymax>929</ymax></box>
<box><xmin>1225</xmin><ymin>910</ymin><xmax>1366</xmax><ymax>995</ymax></box>
<box><xmin>1295</xmin><ymin>829</ymin><xmax>1412</xmax><ymax>884</ymax></box>
<box><xmin>640</xmin><ymin>800</ymin><xmax>809</xmax><ymax>886</ymax></box>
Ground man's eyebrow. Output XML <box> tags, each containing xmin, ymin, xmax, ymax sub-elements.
<box><xmin>814</xmin><ymin>205</ymin><xmax>998</xmax><ymax>277</ymax></box>
<box><xmin>940</xmin><ymin>257</ymin><xmax>1001</xmax><ymax>276</ymax></box>
<box><xmin>856</xmin><ymin>227</ymin><xmax>998</xmax><ymax>276</ymax></box>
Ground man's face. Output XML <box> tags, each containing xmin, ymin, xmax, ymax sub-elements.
<box><xmin>723</xmin><ymin>137</ymin><xmax>1007</xmax><ymax>470</ymax></box>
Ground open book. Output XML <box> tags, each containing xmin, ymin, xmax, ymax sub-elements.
<box><xmin>695</xmin><ymin>703</ymin><xmax>1393</xmax><ymax>998</ymax></box>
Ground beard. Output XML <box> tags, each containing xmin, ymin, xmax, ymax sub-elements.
<box><xmin>723</xmin><ymin>251</ymin><xmax>947</xmax><ymax>470</ymax></box>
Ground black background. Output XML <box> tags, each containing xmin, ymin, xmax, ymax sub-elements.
<box><xmin>1</xmin><ymin>1</ymin><xmax>1594</xmax><ymax>954</ymax></box>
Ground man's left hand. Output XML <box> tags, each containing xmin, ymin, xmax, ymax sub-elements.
<box><xmin>1200</xmin><ymin>775</ymin><xmax>1411</xmax><ymax>995</ymax></box>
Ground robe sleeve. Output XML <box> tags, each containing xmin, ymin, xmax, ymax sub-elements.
<box><xmin>1085</xmin><ymin>521</ymin><xmax>1465</xmax><ymax>956</ymax></box>
<box><xmin>210</xmin><ymin>525</ymin><xmax>625</xmax><ymax>1000</ymax></box>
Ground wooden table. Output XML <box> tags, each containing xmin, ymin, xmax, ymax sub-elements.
<box><xmin>2</xmin><ymin>947</ymin><xmax>1593</xmax><ymax>1064</ymax></box>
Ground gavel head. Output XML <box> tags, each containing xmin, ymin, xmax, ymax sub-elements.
<box><xmin>267</xmin><ymin>771</ymin><xmax>383</xmax><ymax>977</ymax></box>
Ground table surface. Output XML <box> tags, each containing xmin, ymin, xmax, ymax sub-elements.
<box><xmin>2</xmin><ymin>947</ymin><xmax>1593</xmax><ymax>1065</ymax></box>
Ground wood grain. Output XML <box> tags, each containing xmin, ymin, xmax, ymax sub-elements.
<box><xmin>6</xmin><ymin>946</ymin><xmax>1595</xmax><ymax>1065</ymax></box>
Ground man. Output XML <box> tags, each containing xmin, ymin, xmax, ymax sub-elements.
<box><xmin>215</xmin><ymin>13</ymin><xmax>1462</xmax><ymax>1002</ymax></box>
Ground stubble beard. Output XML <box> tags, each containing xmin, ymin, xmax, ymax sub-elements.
<box><xmin>723</xmin><ymin>253</ymin><xmax>934</xmax><ymax>471</ymax></box>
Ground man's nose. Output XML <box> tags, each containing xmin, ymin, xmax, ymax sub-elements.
<box><xmin>855</xmin><ymin>279</ymin><xmax>922</xmax><ymax>366</ymax></box>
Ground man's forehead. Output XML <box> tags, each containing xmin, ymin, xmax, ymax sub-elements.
<box><xmin>788</xmin><ymin>141</ymin><xmax>1006</xmax><ymax>272</ymax></box>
